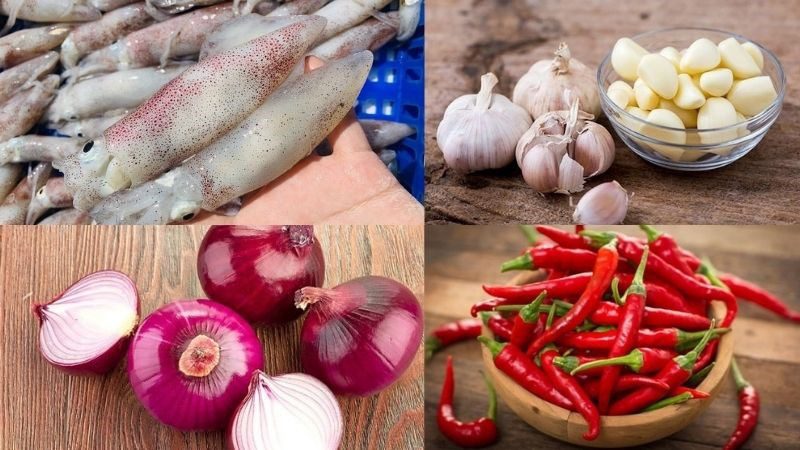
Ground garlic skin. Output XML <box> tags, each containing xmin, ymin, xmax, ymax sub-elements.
<box><xmin>574</xmin><ymin>122</ymin><xmax>615</xmax><ymax>176</ymax></box>
<box><xmin>573</xmin><ymin>181</ymin><xmax>629</xmax><ymax>225</ymax></box>
<box><xmin>437</xmin><ymin>72</ymin><xmax>531</xmax><ymax>173</ymax></box>
<box><xmin>517</xmin><ymin>136</ymin><xmax>567</xmax><ymax>192</ymax></box>
<box><xmin>513</xmin><ymin>43</ymin><xmax>601</xmax><ymax>119</ymax></box>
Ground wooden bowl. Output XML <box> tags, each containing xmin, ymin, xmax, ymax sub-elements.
<box><xmin>481</xmin><ymin>271</ymin><xmax>733</xmax><ymax>448</ymax></box>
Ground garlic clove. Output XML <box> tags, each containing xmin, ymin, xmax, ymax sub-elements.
<box><xmin>573</xmin><ymin>181</ymin><xmax>629</xmax><ymax>225</ymax></box>
<box><xmin>519</xmin><ymin>142</ymin><xmax>561</xmax><ymax>193</ymax></box>
<box><xmin>555</xmin><ymin>154</ymin><xmax>585</xmax><ymax>194</ymax></box>
<box><xmin>574</xmin><ymin>122</ymin><xmax>615</xmax><ymax>177</ymax></box>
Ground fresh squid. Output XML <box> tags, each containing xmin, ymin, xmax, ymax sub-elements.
<box><xmin>0</xmin><ymin>163</ymin><xmax>23</xmax><ymax>200</ymax></box>
<box><xmin>90</xmin><ymin>51</ymin><xmax>373</xmax><ymax>224</ymax></box>
<box><xmin>0</xmin><ymin>75</ymin><xmax>59</xmax><ymax>143</ymax></box>
<box><xmin>71</xmin><ymin>3</ymin><xmax>235</xmax><ymax>79</ymax></box>
<box><xmin>1</xmin><ymin>1</ymin><xmax>100</xmax><ymax>32</ymax></box>
<box><xmin>0</xmin><ymin>24</ymin><xmax>71</xmax><ymax>69</ymax></box>
<box><xmin>53</xmin><ymin>114</ymin><xmax>126</xmax><ymax>139</ymax></box>
<box><xmin>38</xmin><ymin>207</ymin><xmax>91</xmax><ymax>224</ymax></box>
<box><xmin>198</xmin><ymin>13</ymin><xmax>302</xmax><ymax>59</ymax></box>
<box><xmin>0</xmin><ymin>161</ymin><xmax>49</xmax><ymax>224</ymax></box>
<box><xmin>313</xmin><ymin>0</ymin><xmax>392</xmax><ymax>43</ymax></box>
<box><xmin>397</xmin><ymin>0</ymin><xmax>421</xmax><ymax>41</ymax></box>
<box><xmin>146</xmin><ymin>0</ymin><xmax>226</xmax><ymax>15</ymax></box>
<box><xmin>61</xmin><ymin>2</ymin><xmax>155</xmax><ymax>68</ymax></box>
<box><xmin>264</xmin><ymin>0</ymin><xmax>328</xmax><ymax>16</ymax></box>
<box><xmin>0</xmin><ymin>136</ymin><xmax>86</xmax><ymax>164</ymax></box>
<box><xmin>360</xmin><ymin>119</ymin><xmax>415</xmax><ymax>150</ymax></box>
<box><xmin>0</xmin><ymin>51</ymin><xmax>58</xmax><ymax>105</ymax></box>
<box><xmin>46</xmin><ymin>64</ymin><xmax>190</xmax><ymax>124</ymax></box>
<box><xmin>26</xmin><ymin>177</ymin><xmax>73</xmax><ymax>224</ymax></box>
<box><xmin>89</xmin><ymin>0</ymin><xmax>138</xmax><ymax>11</ymax></box>
<box><xmin>309</xmin><ymin>13</ymin><xmax>398</xmax><ymax>60</ymax></box>
<box><xmin>55</xmin><ymin>16</ymin><xmax>325</xmax><ymax>211</ymax></box>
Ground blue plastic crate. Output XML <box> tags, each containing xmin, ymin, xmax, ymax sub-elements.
<box><xmin>355</xmin><ymin>3</ymin><xmax>425</xmax><ymax>202</ymax></box>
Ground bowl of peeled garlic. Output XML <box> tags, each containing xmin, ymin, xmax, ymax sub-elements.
<box><xmin>597</xmin><ymin>28</ymin><xmax>785</xmax><ymax>170</ymax></box>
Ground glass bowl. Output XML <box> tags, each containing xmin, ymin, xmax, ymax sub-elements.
<box><xmin>597</xmin><ymin>28</ymin><xmax>785</xmax><ymax>171</ymax></box>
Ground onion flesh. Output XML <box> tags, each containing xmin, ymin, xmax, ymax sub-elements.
<box><xmin>296</xmin><ymin>275</ymin><xmax>423</xmax><ymax>396</ymax></box>
<box><xmin>33</xmin><ymin>270</ymin><xmax>139</xmax><ymax>375</ymax></box>
<box><xmin>197</xmin><ymin>225</ymin><xmax>325</xmax><ymax>326</ymax></box>
<box><xmin>228</xmin><ymin>371</ymin><xmax>343</xmax><ymax>450</ymax></box>
<box><xmin>127</xmin><ymin>299</ymin><xmax>263</xmax><ymax>431</ymax></box>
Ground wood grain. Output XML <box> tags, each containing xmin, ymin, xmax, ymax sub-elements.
<box><xmin>425</xmin><ymin>0</ymin><xmax>800</xmax><ymax>224</ymax></box>
<box><xmin>424</xmin><ymin>225</ymin><xmax>800</xmax><ymax>449</ymax></box>
<box><xmin>0</xmin><ymin>225</ymin><xmax>424</xmax><ymax>450</ymax></box>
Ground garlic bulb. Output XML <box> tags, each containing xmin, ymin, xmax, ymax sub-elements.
<box><xmin>437</xmin><ymin>72</ymin><xmax>532</xmax><ymax>173</ymax></box>
<box><xmin>573</xmin><ymin>181</ymin><xmax>629</xmax><ymax>224</ymax></box>
<box><xmin>513</xmin><ymin>43</ymin><xmax>601</xmax><ymax>119</ymax></box>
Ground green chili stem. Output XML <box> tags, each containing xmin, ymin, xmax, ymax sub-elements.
<box><xmin>545</xmin><ymin>301</ymin><xmax>557</xmax><ymax>329</ymax></box>
<box><xmin>477</xmin><ymin>335</ymin><xmax>504</xmax><ymax>358</ymax></box>
<box><xmin>643</xmin><ymin>392</ymin><xmax>693</xmax><ymax>412</ymax></box>
<box><xmin>519</xmin><ymin>291</ymin><xmax>547</xmax><ymax>322</ymax></box>
<box><xmin>686</xmin><ymin>362</ymin><xmax>715</xmax><ymax>387</ymax></box>
<box><xmin>480</xmin><ymin>371</ymin><xmax>498</xmax><ymax>420</ymax></box>
<box><xmin>611</xmin><ymin>277</ymin><xmax>623</xmax><ymax>306</ymax></box>
<box><xmin>501</xmin><ymin>253</ymin><xmax>533</xmax><ymax>272</ymax></box>
<box><xmin>676</xmin><ymin>320</ymin><xmax>717</xmax><ymax>370</ymax></box>
<box><xmin>729</xmin><ymin>357</ymin><xmax>751</xmax><ymax>391</ymax></box>
<box><xmin>570</xmin><ymin>348</ymin><xmax>643</xmax><ymax>375</ymax></box>
<box><xmin>553</xmin><ymin>356</ymin><xmax>581</xmax><ymax>373</ymax></box>
<box><xmin>639</xmin><ymin>225</ymin><xmax>661</xmax><ymax>243</ymax></box>
<box><xmin>519</xmin><ymin>225</ymin><xmax>538</xmax><ymax>244</ymax></box>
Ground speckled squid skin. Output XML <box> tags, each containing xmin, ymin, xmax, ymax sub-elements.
<box><xmin>0</xmin><ymin>0</ymin><xmax>101</xmax><ymax>23</ymax></box>
<box><xmin>38</xmin><ymin>208</ymin><xmax>90</xmax><ymax>224</ymax></box>
<box><xmin>0</xmin><ymin>136</ymin><xmax>85</xmax><ymax>164</ymax></box>
<box><xmin>0</xmin><ymin>75</ymin><xmax>59</xmax><ymax>143</ymax></box>
<box><xmin>198</xmin><ymin>13</ymin><xmax>302</xmax><ymax>60</ymax></box>
<box><xmin>263</xmin><ymin>0</ymin><xmax>327</xmax><ymax>16</ymax></box>
<box><xmin>309</xmin><ymin>13</ymin><xmax>398</xmax><ymax>61</ymax></box>
<box><xmin>313</xmin><ymin>0</ymin><xmax>393</xmax><ymax>42</ymax></box>
<box><xmin>0</xmin><ymin>24</ymin><xmax>72</xmax><ymax>69</ymax></box>
<box><xmin>54</xmin><ymin>115</ymin><xmax>125</xmax><ymax>139</ymax></box>
<box><xmin>0</xmin><ymin>51</ymin><xmax>58</xmax><ymax>105</ymax></box>
<box><xmin>56</xmin><ymin>16</ymin><xmax>325</xmax><ymax>211</ymax></box>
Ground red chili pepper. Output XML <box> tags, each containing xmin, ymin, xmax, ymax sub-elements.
<box><xmin>547</xmin><ymin>269</ymin><xmax>568</xmax><ymax>280</ymax></box>
<box><xmin>723</xmin><ymin>358</ymin><xmax>759</xmax><ymax>450</ymax></box>
<box><xmin>669</xmin><ymin>386</ymin><xmax>710</xmax><ymax>399</ymax></box>
<box><xmin>719</xmin><ymin>273</ymin><xmax>800</xmax><ymax>323</ymax></box>
<box><xmin>566</xmin><ymin>348</ymin><xmax>676</xmax><ymax>376</ymax></box>
<box><xmin>557</xmin><ymin>327</ymin><xmax>729</xmax><ymax>351</ymax></box>
<box><xmin>583</xmin><ymin>374</ymin><xmax>670</xmax><ymax>398</ymax></box>
<box><xmin>479</xmin><ymin>312</ymin><xmax>513</xmax><ymax>342</ymax></box>
<box><xmin>478</xmin><ymin>273</ymin><xmax>592</xmax><ymax>312</ymax></box>
<box><xmin>535</xmin><ymin>225</ymin><xmax>592</xmax><ymax>250</ymax></box>
<box><xmin>510</xmin><ymin>292</ymin><xmax>546</xmax><ymax>349</ymax></box>
<box><xmin>437</xmin><ymin>356</ymin><xmax>499</xmax><ymax>448</ymax></box>
<box><xmin>575</xmin><ymin>225</ymin><xmax>585</xmax><ymax>234</ymax></box>
<box><xmin>608</xmin><ymin>322</ymin><xmax>716</xmax><ymax>415</ymax></box>
<box><xmin>615</xmin><ymin>273</ymin><xmax>692</xmax><ymax>313</ymax></box>
<box><xmin>425</xmin><ymin>318</ymin><xmax>483</xmax><ymax>360</ymax></box>
<box><xmin>679</xmin><ymin>248</ymin><xmax>702</xmax><ymax>272</ymax></box>
<box><xmin>640</xmin><ymin>225</ymin><xmax>694</xmax><ymax>275</ymax></box>
<box><xmin>526</xmin><ymin>241</ymin><xmax>619</xmax><ymax>357</ymax></box>
<box><xmin>478</xmin><ymin>336</ymin><xmax>573</xmax><ymax>410</ymax></box>
<box><xmin>693</xmin><ymin>340</ymin><xmax>718</xmax><ymax>374</ymax></box>
<box><xmin>500</xmin><ymin>246</ymin><xmax>598</xmax><ymax>273</ymax></box>
<box><xmin>471</xmin><ymin>299</ymin><xmax>503</xmax><ymax>317</ymax></box>
<box><xmin>540</xmin><ymin>348</ymin><xmax>600</xmax><ymax>440</ymax></box>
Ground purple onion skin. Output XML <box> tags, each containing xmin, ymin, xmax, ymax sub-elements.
<box><xmin>198</xmin><ymin>225</ymin><xmax>325</xmax><ymax>326</ymax></box>
<box><xmin>299</xmin><ymin>276</ymin><xmax>423</xmax><ymax>396</ymax></box>
<box><xmin>127</xmin><ymin>299</ymin><xmax>264</xmax><ymax>431</ymax></box>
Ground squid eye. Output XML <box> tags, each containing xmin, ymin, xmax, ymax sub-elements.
<box><xmin>37</xmin><ymin>187</ymin><xmax>45</xmax><ymax>196</ymax></box>
<box><xmin>182</xmin><ymin>213</ymin><xmax>195</xmax><ymax>221</ymax></box>
<box><xmin>82</xmin><ymin>141</ymin><xmax>94</xmax><ymax>153</ymax></box>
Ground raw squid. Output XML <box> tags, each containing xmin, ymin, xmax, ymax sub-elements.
<box><xmin>146</xmin><ymin>0</ymin><xmax>226</xmax><ymax>15</ymax></box>
<box><xmin>314</xmin><ymin>0</ymin><xmax>392</xmax><ymax>42</ymax></box>
<box><xmin>0</xmin><ymin>163</ymin><xmax>23</xmax><ymax>200</ymax></box>
<box><xmin>61</xmin><ymin>2</ymin><xmax>155</xmax><ymax>68</ymax></box>
<box><xmin>0</xmin><ymin>136</ymin><xmax>85</xmax><ymax>164</ymax></box>
<box><xmin>0</xmin><ymin>75</ymin><xmax>59</xmax><ymax>143</ymax></box>
<box><xmin>360</xmin><ymin>119</ymin><xmax>415</xmax><ymax>150</ymax></box>
<box><xmin>90</xmin><ymin>0</ymin><xmax>138</xmax><ymax>11</ymax></box>
<box><xmin>90</xmin><ymin>51</ymin><xmax>373</xmax><ymax>224</ymax></box>
<box><xmin>0</xmin><ymin>24</ymin><xmax>71</xmax><ymax>69</ymax></box>
<box><xmin>72</xmin><ymin>3</ymin><xmax>235</xmax><ymax>79</ymax></box>
<box><xmin>397</xmin><ymin>0</ymin><xmax>421</xmax><ymax>41</ymax></box>
<box><xmin>0</xmin><ymin>161</ymin><xmax>49</xmax><ymax>224</ymax></box>
<box><xmin>52</xmin><ymin>114</ymin><xmax>125</xmax><ymax>139</ymax></box>
<box><xmin>1</xmin><ymin>1</ymin><xmax>100</xmax><ymax>30</ymax></box>
<box><xmin>265</xmin><ymin>0</ymin><xmax>327</xmax><ymax>16</ymax></box>
<box><xmin>55</xmin><ymin>16</ymin><xmax>325</xmax><ymax>211</ymax></box>
<box><xmin>309</xmin><ymin>13</ymin><xmax>398</xmax><ymax>60</ymax></box>
<box><xmin>26</xmin><ymin>177</ymin><xmax>73</xmax><ymax>224</ymax></box>
<box><xmin>38</xmin><ymin>207</ymin><xmax>91</xmax><ymax>224</ymax></box>
<box><xmin>0</xmin><ymin>51</ymin><xmax>58</xmax><ymax>105</ymax></box>
<box><xmin>198</xmin><ymin>13</ymin><xmax>302</xmax><ymax>59</ymax></box>
<box><xmin>46</xmin><ymin>64</ymin><xmax>190</xmax><ymax>123</ymax></box>
<box><xmin>252</xmin><ymin>0</ymin><xmax>279</xmax><ymax>14</ymax></box>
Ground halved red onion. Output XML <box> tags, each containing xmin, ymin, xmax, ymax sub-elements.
<box><xmin>127</xmin><ymin>299</ymin><xmax>263</xmax><ymax>431</ymax></box>
<box><xmin>296</xmin><ymin>275</ymin><xmax>423</xmax><ymax>396</ymax></box>
<box><xmin>33</xmin><ymin>270</ymin><xmax>139</xmax><ymax>375</ymax></box>
<box><xmin>197</xmin><ymin>225</ymin><xmax>325</xmax><ymax>326</ymax></box>
<box><xmin>228</xmin><ymin>371</ymin><xmax>343</xmax><ymax>450</ymax></box>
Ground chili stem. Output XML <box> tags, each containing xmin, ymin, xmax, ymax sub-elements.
<box><xmin>643</xmin><ymin>392</ymin><xmax>693</xmax><ymax>412</ymax></box>
<box><xmin>520</xmin><ymin>225</ymin><xmax>538</xmax><ymax>244</ymax></box>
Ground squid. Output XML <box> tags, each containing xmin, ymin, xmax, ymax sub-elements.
<box><xmin>198</xmin><ymin>13</ymin><xmax>302</xmax><ymax>60</ymax></box>
<box><xmin>0</xmin><ymin>75</ymin><xmax>59</xmax><ymax>143</ymax></box>
<box><xmin>264</xmin><ymin>0</ymin><xmax>328</xmax><ymax>16</ymax></box>
<box><xmin>52</xmin><ymin>114</ymin><xmax>126</xmax><ymax>139</ymax></box>
<box><xmin>26</xmin><ymin>177</ymin><xmax>74</xmax><ymax>224</ymax></box>
<box><xmin>90</xmin><ymin>51</ymin><xmax>373</xmax><ymax>224</ymax></box>
<box><xmin>46</xmin><ymin>64</ymin><xmax>190</xmax><ymax>124</ymax></box>
<box><xmin>0</xmin><ymin>136</ymin><xmax>86</xmax><ymax>164</ymax></box>
<box><xmin>0</xmin><ymin>24</ymin><xmax>71</xmax><ymax>69</ymax></box>
<box><xmin>146</xmin><ymin>0</ymin><xmax>226</xmax><ymax>15</ymax></box>
<box><xmin>313</xmin><ymin>0</ymin><xmax>392</xmax><ymax>43</ymax></box>
<box><xmin>0</xmin><ymin>51</ymin><xmax>58</xmax><ymax>105</ymax></box>
<box><xmin>397</xmin><ymin>0</ymin><xmax>421</xmax><ymax>41</ymax></box>
<box><xmin>55</xmin><ymin>16</ymin><xmax>325</xmax><ymax>211</ymax></box>
<box><xmin>309</xmin><ymin>13</ymin><xmax>398</xmax><ymax>60</ymax></box>
<box><xmin>38</xmin><ymin>207</ymin><xmax>91</xmax><ymax>224</ymax></box>
<box><xmin>1</xmin><ymin>1</ymin><xmax>100</xmax><ymax>32</ymax></box>
<box><xmin>61</xmin><ymin>2</ymin><xmax>155</xmax><ymax>68</ymax></box>
<box><xmin>0</xmin><ymin>163</ymin><xmax>23</xmax><ymax>200</ymax></box>
<box><xmin>71</xmin><ymin>3</ymin><xmax>235</xmax><ymax>79</ymax></box>
<box><xmin>0</xmin><ymin>162</ymin><xmax>50</xmax><ymax>225</ymax></box>
<box><xmin>360</xmin><ymin>119</ymin><xmax>416</xmax><ymax>150</ymax></box>
<box><xmin>89</xmin><ymin>0</ymin><xmax>138</xmax><ymax>11</ymax></box>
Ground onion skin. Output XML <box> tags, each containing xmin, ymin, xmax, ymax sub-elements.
<box><xmin>298</xmin><ymin>276</ymin><xmax>423</xmax><ymax>396</ymax></box>
<box><xmin>127</xmin><ymin>299</ymin><xmax>264</xmax><ymax>431</ymax></box>
<box><xmin>33</xmin><ymin>270</ymin><xmax>140</xmax><ymax>375</ymax></box>
<box><xmin>197</xmin><ymin>225</ymin><xmax>325</xmax><ymax>325</ymax></box>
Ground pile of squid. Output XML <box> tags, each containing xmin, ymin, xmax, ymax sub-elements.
<box><xmin>426</xmin><ymin>225</ymin><xmax>794</xmax><ymax>447</ymax></box>
<box><xmin>0</xmin><ymin>0</ymin><xmax>421</xmax><ymax>224</ymax></box>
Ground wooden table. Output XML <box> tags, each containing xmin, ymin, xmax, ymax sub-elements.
<box><xmin>0</xmin><ymin>225</ymin><xmax>424</xmax><ymax>450</ymax></box>
<box><xmin>424</xmin><ymin>225</ymin><xmax>800</xmax><ymax>448</ymax></box>
<box><xmin>425</xmin><ymin>0</ymin><xmax>800</xmax><ymax>224</ymax></box>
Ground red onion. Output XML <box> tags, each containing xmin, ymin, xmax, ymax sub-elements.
<box><xmin>197</xmin><ymin>225</ymin><xmax>325</xmax><ymax>325</ymax></box>
<box><xmin>228</xmin><ymin>371</ymin><xmax>343</xmax><ymax>450</ymax></box>
<box><xmin>127</xmin><ymin>299</ymin><xmax>264</xmax><ymax>431</ymax></box>
<box><xmin>296</xmin><ymin>276</ymin><xmax>423</xmax><ymax>396</ymax></box>
<box><xmin>33</xmin><ymin>270</ymin><xmax>139</xmax><ymax>375</ymax></box>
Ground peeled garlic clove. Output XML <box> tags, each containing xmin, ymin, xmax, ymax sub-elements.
<box><xmin>556</xmin><ymin>154</ymin><xmax>585</xmax><ymax>194</ymax></box>
<box><xmin>741</xmin><ymin>42</ymin><xmax>764</xmax><ymax>71</ymax></box>
<box><xmin>673</xmin><ymin>74</ymin><xmax>706</xmax><ymax>110</ymax></box>
<box><xmin>698</xmin><ymin>97</ymin><xmax>739</xmax><ymax>144</ymax></box>
<box><xmin>633</xmin><ymin>78</ymin><xmax>659</xmax><ymax>111</ymax></box>
<box><xmin>699</xmin><ymin>68</ymin><xmax>734</xmax><ymax>97</ymax></box>
<box><xmin>679</xmin><ymin>38</ymin><xmax>721</xmax><ymax>74</ymax></box>
<box><xmin>637</xmin><ymin>54</ymin><xmax>679</xmax><ymax>99</ymax></box>
<box><xmin>641</xmin><ymin>109</ymin><xmax>686</xmax><ymax>161</ymax></box>
<box><xmin>607</xmin><ymin>80</ymin><xmax>634</xmax><ymax>109</ymax></box>
<box><xmin>658</xmin><ymin>99</ymin><xmax>698</xmax><ymax>128</ymax></box>
<box><xmin>574</xmin><ymin>122</ymin><xmax>615</xmax><ymax>177</ymax></box>
<box><xmin>573</xmin><ymin>181</ymin><xmax>629</xmax><ymax>225</ymax></box>
<box><xmin>718</xmin><ymin>38</ymin><xmax>761</xmax><ymax>79</ymax></box>
<box><xmin>726</xmin><ymin>76</ymin><xmax>777</xmax><ymax>116</ymax></box>
<box><xmin>659</xmin><ymin>47</ymin><xmax>681</xmax><ymax>70</ymax></box>
<box><xmin>611</xmin><ymin>38</ymin><xmax>649</xmax><ymax>81</ymax></box>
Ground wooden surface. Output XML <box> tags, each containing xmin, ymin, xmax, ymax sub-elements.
<box><xmin>425</xmin><ymin>0</ymin><xmax>800</xmax><ymax>224</ymax></box>
<box><xmin>0</xmin><ymin>225</ymin><xmax>425</xmax><ymax>450</ymax></box>
<box><xmin>424</xmin><ymin>225</ymin><xmax>800</xmax><ymax>449</ymax></box>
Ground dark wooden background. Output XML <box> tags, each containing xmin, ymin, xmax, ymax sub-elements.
<box><xmin>424</xmin><ymin>225</ymin><xmax>800</xmax><ymax>448</ymax></box>
<box><xmin>425</xmin><ymin>0</ymin><xmax>800</xmax><ymax>224</ymax></box>
<box><xmin>0</xmin><ymin>225</ymin><xmax>424</xmax><ymax>450</ymax></box>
